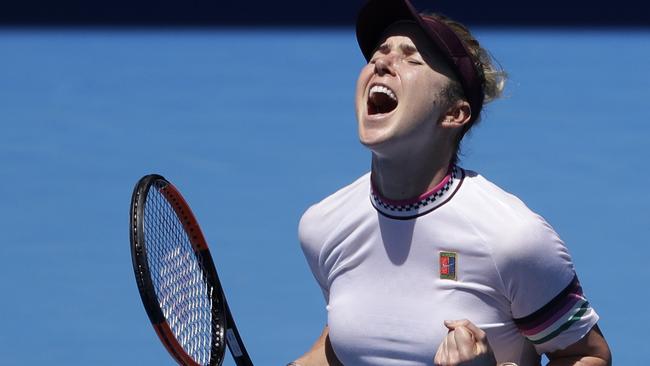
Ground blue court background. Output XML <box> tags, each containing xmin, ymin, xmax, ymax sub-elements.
<box><xmin>0</xmin><ymin>28</ymin><xmax>647</xmax><ymax>364</ymax></box>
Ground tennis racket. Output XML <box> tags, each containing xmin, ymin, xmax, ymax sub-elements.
<box><xmin>130</xmin><ymin>174</ymin><xmax>254</xmax><ymax>366</ymax></box>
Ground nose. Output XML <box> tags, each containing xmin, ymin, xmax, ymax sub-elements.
<box><xmin>374</xmin><ymin>54</ymin><xmax>397</xmax><ymax>77</ymax></box>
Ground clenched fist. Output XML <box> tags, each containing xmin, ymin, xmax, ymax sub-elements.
<box><xmin>433</xmin><ymin>319</ymin><xmax>497</xmax><ymax>366</ymax></box>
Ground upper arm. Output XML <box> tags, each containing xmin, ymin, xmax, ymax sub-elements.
<box><xmin>546</xmin><ymin>324</ymin><xmax>611</xmax><ymax>366</ymax></box>
<box><xmin>493</xmin><ymin>216</ymin><xmax>600</xmax><ymax>354</ymax></box>
<box><xmin>299</xmin><ymin>205</ymin><xmax>330</xmax><ymax>302</ymax></box>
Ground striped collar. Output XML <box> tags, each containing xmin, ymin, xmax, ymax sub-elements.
<box><xmin>370</xmin><ymin>166</ymin><xmax>464</xmax><ymax>220</ymax></box>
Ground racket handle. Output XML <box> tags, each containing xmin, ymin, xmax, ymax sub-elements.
<box><xmin>476</xmin><ymin>322</ymin><xmax>506</xmax><ymax>329</ymax></box>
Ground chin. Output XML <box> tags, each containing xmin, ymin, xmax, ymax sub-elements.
<box><xmin>358</xmin><ymin>129</ymin><xmax>396</xmax><ymax>154</ymax></box>
<box><xmin>358</xmin><ymin>132</ymin><xmax>381</xmax><ymax>149</ymax></box>
<box><xmin>358</xmin><ymin>121</ymin><xmax>382</xmax><ymax>146</ymax></box>
<box><xmin>357</xmin><ymin>110</ymin><xmax>400</xmax><ymax>144</ymax></box>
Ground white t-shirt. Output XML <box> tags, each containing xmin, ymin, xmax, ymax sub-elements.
<box><xmin>299</xmin><ymin>166</ymin><xmax>599</xmax><ymax>366</ymax></box>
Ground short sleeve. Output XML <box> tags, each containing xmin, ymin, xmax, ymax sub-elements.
<box><xmin>494</xmin><ymin>215</ymin><xmax>599</xmax><ymax>354</ymax></box>
<box><xmin>298</xmin><ymin>205</ymin><xmax>330</xmax><ymax>303</ymax></box>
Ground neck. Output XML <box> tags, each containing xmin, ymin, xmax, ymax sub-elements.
<box><xmin>370</xmin><ymin>149</ymin><xmax>452</xmax><ymax>201</ymax></box>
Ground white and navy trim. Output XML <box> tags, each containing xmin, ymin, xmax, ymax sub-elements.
<box><xmin>370</xmin><ymin>166</ymin><xmax>465</xmax><ymax>220</ymax></box>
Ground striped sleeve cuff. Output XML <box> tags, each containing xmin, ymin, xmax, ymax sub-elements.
<box><xmin>513</xmin><ymin>274</ymin><xmax>599</xmax><ymax>353</ymax></box>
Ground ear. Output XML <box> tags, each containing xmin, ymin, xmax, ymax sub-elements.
<box><xmin>439</xmin><ymin>100</ymin><xmax>472</xmax><ymax>130</ymax></box>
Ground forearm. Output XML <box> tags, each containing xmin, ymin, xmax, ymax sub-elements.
<box><xmin>546</xmin><ymin>325</ymin><xmax>611</xmax><ymax>366</ymax></box>
<box><xmin>291</xmin><ymin>326</ymin><xmax>342</xmax><ymax>366</ymax></box>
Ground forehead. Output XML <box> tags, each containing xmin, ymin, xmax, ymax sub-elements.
<box><xmin>375</xmin><ymin>21</ymin><xmax>454</xmax><ymax>75</ymax></box>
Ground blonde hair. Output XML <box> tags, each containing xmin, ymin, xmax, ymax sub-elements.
<box><xmin>427</xmin><ymin>13</ymin><xmax>506</xmax><ymax>104</ymax></box>
<box><xmin>424</xmin><ymin>12</ymin><xmax>507</xmax><ymax>163</ymax></box>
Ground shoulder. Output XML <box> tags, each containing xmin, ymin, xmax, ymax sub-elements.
<box><xmin>470</xmin><ymin>168</ymin><xmax>568</xmax><ymax>246</ymax></box>
<box><xmin>453</xmin><ymin>168</ymin><xmax>551</xmax><ymax>244</ymax></box>
<box><xmin>299</xmin><ymin>173</ymin><xmax>371</xmax><ymax>249</ymax></box>
<box><xmin>456</xmin><ymin>169</ymin><xmax>577</xmax><ymax>309</ymax></box>
<box><xmin>457</xmin><ymin>169</ymin><xmax>533</xmax><ymax>215</ymax></box>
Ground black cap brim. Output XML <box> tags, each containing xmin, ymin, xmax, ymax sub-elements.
<box><xmin>356</xmin><ymin>0</ymin><xmax>420</xmax><ymax>61</ymax></box>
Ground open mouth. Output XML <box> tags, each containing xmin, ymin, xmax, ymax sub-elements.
<box><xmin>367</xmin><ymin>84</ymin><xmax>398</xmax><ymax>115</ymax></box>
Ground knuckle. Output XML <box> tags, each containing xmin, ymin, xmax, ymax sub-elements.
<box><xmin>476</xmin><ymin>330</ymin><xmax>487</xmax><ymax>340</ymax></box>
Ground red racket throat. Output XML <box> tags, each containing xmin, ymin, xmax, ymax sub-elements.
<box><xmin>159</xmin><ymin>183</ymin><xmax>210</xmax><ymax>252</ymax></box>
<box><xmin>154</xmin><ymin>321</ymin><xmax>204</xmax><ymax>366</ymax></box>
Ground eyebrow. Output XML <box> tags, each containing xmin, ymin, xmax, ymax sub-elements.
<box><xmin>377</xmin><ymin>43</ymin><xmax>419</xmax><ymax>56</ymax></box>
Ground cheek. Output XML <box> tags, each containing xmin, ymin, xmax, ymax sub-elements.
<box><xmin>402</xmin><ymin>74</ymin><xmax>447</xmax><ymax>110</ymax></box>
<box><xmin>355</xmin><ymin>66</ymin><xmax>373</xmax><ymax>102</ymax></box>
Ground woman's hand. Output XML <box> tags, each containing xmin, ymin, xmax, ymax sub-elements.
<box><xmin>433</xmin><ymin>319</ymin><xmax>497</xmax><ymax>366</ymax></box>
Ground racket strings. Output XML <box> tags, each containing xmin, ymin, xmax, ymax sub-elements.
<box><xmin>143</xmin><ymin>184</ymin><xmax>214</xmax><ymax>365</ymax></box>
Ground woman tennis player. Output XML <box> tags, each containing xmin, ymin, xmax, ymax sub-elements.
<box><xmin>291</xmin><ymin>0</ymin><xmax>611</xmax><ymax>365</ymax></box>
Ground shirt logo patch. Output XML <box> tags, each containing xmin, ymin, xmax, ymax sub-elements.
<box><xmin>439</xmin><ymin>251</ymin><xmax>457</xmax><ymax>280</ymax></box>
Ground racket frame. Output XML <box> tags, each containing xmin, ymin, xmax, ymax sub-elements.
<box><xmin>130</xmin><ymin>174</ymin><xmax>253</xmax><ymax>366</ymax></box>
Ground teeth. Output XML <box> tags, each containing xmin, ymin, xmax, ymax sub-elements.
<box><xmin>369</xmin><ymin>85</ymin><xmax>397</xmax><ymax>101</ymax></box>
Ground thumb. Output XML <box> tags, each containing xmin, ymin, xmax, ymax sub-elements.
<box><xmin>444</xmin><ymin>319</ymin><xmax>470</xmax><ymax>331</ymax></box>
